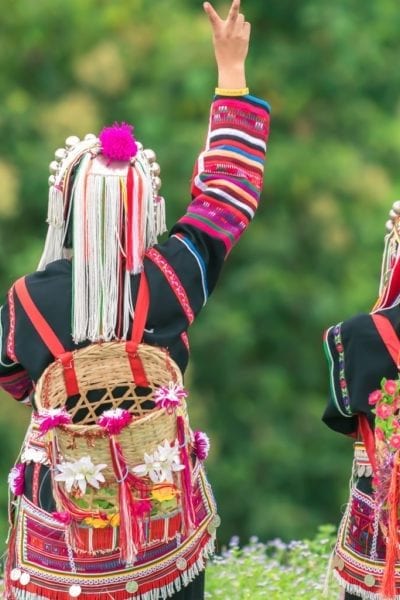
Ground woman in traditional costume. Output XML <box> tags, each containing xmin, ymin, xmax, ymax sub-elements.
<box><xmin>0</xmin><ymin>1</ymin><xmax>270</xmax><ymax>598</ymax></box>
<box><xmin>323</xmin><ymin>205</ymin><xmax>400</xmax><ymax>600</ymax></box>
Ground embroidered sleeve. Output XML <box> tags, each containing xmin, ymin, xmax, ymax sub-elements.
<box><xmin>323</xmin><ymin>323</ymin><xmax>353</xmax><ymax>419</ymax></box>
<box><xmin>0</xmin><ymin>302</ymin><xmax>33</xmax><ymax>404</ymax></box>
<box><xmin>177</xmin><ymin>94</ymin><xmax>270</xmax><ymax>256</ymax></box>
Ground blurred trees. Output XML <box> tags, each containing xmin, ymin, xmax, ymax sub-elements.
<box><xmin>1</xmin><ymin>0</ymin><xmax>400</xmax><ymax>547</ymax></box>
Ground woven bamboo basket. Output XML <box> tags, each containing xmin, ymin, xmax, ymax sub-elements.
<box><xmin>35</xmin><ymin>341</ymin><xmax>189</xmax><ymax>475</ymax></box>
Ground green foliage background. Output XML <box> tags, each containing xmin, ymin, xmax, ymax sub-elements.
<box><xmin>1</xmin><ymin>0</ymin><xmax>400</xmax><ymax>548</ymax></box>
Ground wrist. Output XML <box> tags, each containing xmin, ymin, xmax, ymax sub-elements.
<box><xmin>217</xmin><ymin>64</ymin><xmax>247</xmax><ymax>89</ymax></box>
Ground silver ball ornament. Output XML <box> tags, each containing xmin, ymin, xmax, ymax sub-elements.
<box><xmin>84</xmin><ymin>133</ymin><xmax>97</xmax><ymax>141</ymax></box>
<box><xmin>393</xmin><ymin>200</ymin><xmax>400</xmax><ymax>214</ymax></box>
<box><xmin>151</xmin><ymin>162</ymin><xmax>161</xmax><ymax>176</ymax></box>
<box><xmin>144</xmin><ymin>149</ymin><xmax>156</xmax><ymax>163</ymax></box>
<box><xmin>153</xmin><ymin>176</ymin><xmax>162</xmax><ymax>191</ymax></box>
<box><xmin>48</xmin><ymin>175</ymin><xmax>56</xmax><ymax>186</ymax></box>
<box><xmin>65</xmin><ymin>135</ymin><xmax>80</xmax><ymax>148</ymax></box>
<box><xmin>389</xmin><ymin>209</ymin><xmax>398</xmax><ymax>221</ymax></box>
<box><xmin>55</xmin><ymin>148</ymin><xmax>67</xmax><ymax>160</ymax></box>
<box><xmin>49</xmin><ymin>160</ymin><xmax>59</xmax><ymax>174</ymax></box>
<box><xmin>136</xmin><ymin>141</ymin><xmax>143</xmax><ymax>151</ymax></box>
<box><xmin>385</xmin><ymin>219</ymin><xmax>394</xmax><ymax>232</ymax></box>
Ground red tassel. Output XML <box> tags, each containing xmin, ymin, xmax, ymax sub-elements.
<box><xmin>109</xmin><ymin>437</ymin><xmax>137</xmax><ymax>564</ymax></box>
<box><xmin>382</xmin><ymin>452</ymin><xmax>400</xmax><ymax>599</ymax></box>
<box><xmin>177</xmin><ymin>416</ymin><xmax>196</xmax><ymax>534</ymax></box>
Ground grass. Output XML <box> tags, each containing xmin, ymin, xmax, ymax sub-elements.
<box><xmin>206</xmin><ymin>525</ymin><xmax>340</xmax><ymax>599</ymax></box>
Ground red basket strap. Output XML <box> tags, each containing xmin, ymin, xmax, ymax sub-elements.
<box><xmin>126</xmin><ymin>271</ymin><xmax>150</xmax><ymax>387</ymax></box>
<box><xmin>14</xmin><ymin>277</ymin><xmax>79</xmax><ymax>397</ymax></box>
<box><xmin>371</xmin><ymin>313</ymin><xmax>400</xmax><ymax>367</ymax></box>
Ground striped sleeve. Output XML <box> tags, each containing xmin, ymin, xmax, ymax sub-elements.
<box><xmin>178</xmin><ymin>94</ymin><xmax>271</xmax><ymax>255</ymax></box>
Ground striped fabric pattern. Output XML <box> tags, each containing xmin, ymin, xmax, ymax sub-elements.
<box><xmin>178</xmin><ymin>95</ymin><xmax>270</xmax><ymax>254</ymax></box>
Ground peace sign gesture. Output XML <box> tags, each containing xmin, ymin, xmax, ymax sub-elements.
<box><xmin>203</xmin><ymin>0</ymin><xmax>250</xmax><ymax>89</ymax></box>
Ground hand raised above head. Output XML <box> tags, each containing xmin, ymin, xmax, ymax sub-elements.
<box><xmin>203</xmin><ymin>0</ymin><xmax>250</xmax><ymax>89</ymax></box>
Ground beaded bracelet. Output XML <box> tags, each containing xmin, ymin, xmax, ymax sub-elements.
<box><xmin>215</xmin><ymin>87</ymin><xmax>249</xmax><ymax>96</ymax></box>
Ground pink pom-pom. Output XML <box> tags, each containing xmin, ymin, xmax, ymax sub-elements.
<box><xmin>36</xmin><ymin>408</ymin><xmax>72</xmax><ymax>435</ymax></box>
<box><xmin>99</xmin><ymin>122</ymin><xmax>138</xmax><ymax>162</ymax></box>
<box><xmin>193</xmin><ymin>430</ymin><xmax>210</xmax><ymax>461</ymax></box>
<box><xmin>8</xmin><ymin>463</ymin><xmax>25</xmax><ymax>496</ymax></box>
<box><xmin>98</xmin><ymin>408</ymin><xmax>133</xmax><ymax>435</ymax></box>
<box><xmin>153</xmin><ymin>383</ymin><xmax>188</xmax><ymax>414</ymax></box>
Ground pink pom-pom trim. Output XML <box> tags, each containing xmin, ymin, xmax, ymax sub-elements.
<box><xmin>193</xmin><ymin>430</ymin><xmax>210</xmax><ymax>461</ymax></box>
<box><xmin>153</xmin><ymin>383</ymin><xmax>188</xmax><ymax>414</ymax></box>
<box><xmin>8</xmin><ymin>463</ymin><xmax>25</xmax><ymax>496</ymax></box>
<box><xmin>99</xmin><ymin>122</ymin><xmax>138</xmax><ymax>162</ymax></box>
<box><xmin>98</xmin><ymin>408</ymin><xmax>133</xmax><ymax>435</ymax></box>
<box><xmin>36</xmin><ymin>408</ymin><xmax>72</xmax><ymax>435</ymax></box>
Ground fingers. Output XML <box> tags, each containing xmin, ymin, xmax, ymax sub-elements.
<box><xmin>227</xmin><ymin>0</ymin><xmax>241</xmax><ymax>24</ymax></box>
<box><xmin>203</xmin><ymin>2</ymin><xmax>221</xmax><ymax>26</ymax></box>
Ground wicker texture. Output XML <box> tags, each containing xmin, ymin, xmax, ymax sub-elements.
<box><xmin>35</xmin><ymin>341</ymin><xmax>188</xmax><ymax>484</ymax></box>
<box><xmin>35</xmin><ymin>341</ymin><xmax>183</xmax><ymax>422</ymax></box>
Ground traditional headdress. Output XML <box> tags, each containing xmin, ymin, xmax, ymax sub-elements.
<box><xmin>375</xmin><ymin>201</ymin><xmax>400</xmax><ymax>310</ymax></box>
<box><xmin>38</xmin><ymin>125</ymin><xmax>167</xmax><ymax>343</ymax></box>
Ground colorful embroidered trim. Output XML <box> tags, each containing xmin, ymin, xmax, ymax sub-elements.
<box><xmin>7</xmin><ymin>467</ymin><xmax>218</xmax><ymax>600</ymax></box>
<box><xmin>181</xmin><ymin>332</ymin><xmax>190</xmax><ymax>351</ymax></box>
<box><xmin>172</xmin><ymin>234</ymin><xmax>208</xmax><ymax>306</ymax></box>
<box><xmin>7</xmin><ymin>286</ymin><xmax>17</xmax><ymax>362</ymax></box>
<box><xmin>323</xmin><ymin>324</ymin><xmax>353</xmax><ymax>417</ymax></box>
<box><xmin>146</xmin><ymin>248</ymin><xmax>195</xmax><ymax>324</ymax></box>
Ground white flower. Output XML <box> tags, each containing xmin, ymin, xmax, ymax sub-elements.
<box><xmin>55</xmin><ymin>456</ymin><xmax>107</xmax><ymax>495</ymax></box>
<box><xmin>21</xmin><ymin>447</ymin><xmax>47</xmax><ymax>464</ymax></box>
<box><xmin>132</xmin><ymin>439</ymin><xmax>185</xmax><ymax>484</ymax></box>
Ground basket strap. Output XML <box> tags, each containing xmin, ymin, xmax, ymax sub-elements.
<box><xmin>371</xmin><ymin>313</ymin><xmax>400</xmax><ymax>368</ymax></box>
<box><xmin>126</xmin><ymin>271</ymin><xmax>150</xmax><ymax>387</ymax></box>
<box><xmin>13</xmin><ymin>277</ymin><xmax>80</xmax><ymax>396</ymax></box>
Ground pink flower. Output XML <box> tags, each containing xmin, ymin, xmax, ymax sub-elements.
<box><xmin>98</xmin><ymin>408</ymin><xmax>133</xmax><ymax>435</ymax></box>
<box><xmin>375</xmin><ymin>427</ymin><xmax>385</xmax><ymax>441</ymax></box>
<box><xmin>368</xmin><ymin>390</ymin><xmax>383</xmax><ymax>406</ymax></box>
<box><xmin>384</xmin><ymin>380</ymin><xmax>398</xmax><ymax>395</ymax></box>
<box><xmin>8</xmin><ymin>463</ymin><xmax>25</xmax><ymax>496</ymax></box>
<box><xmin>52</xmin><ymin>511</ymin><xmax>73</xmax><ymax>525</ymax></box>
<box><xmin>99</xmin><ymin>122</ymin><xmax>138</xmax><ymax>162</ymax></box>
<box><xmin>153</xmin><ymin>383</ymin><xmax>188</xmax><ymax>413</ymax></box>
<box><xmin>193</xmin><ymin>430</ymin><xmax>210</xmax><ymax>461</ymax></box>
<box><xmin>376</xmin><ymin>403</ymin><xmax>394</xmax><ymax>419</ymax></box>
<box><xmin>36</xmin><ymin>408</ymin><xmax>72</xmax><ymax>435</ymax></box>
<box><xmin>390</xmin><ymin>434</ymin><xmax>400</xmax><ymax>449</ymax></box>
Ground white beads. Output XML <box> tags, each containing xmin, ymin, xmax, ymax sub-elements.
<box><xmin>10</xmin><ymin>568</ymin><xmax>30</xmax><ymax>585</ymax></box>
<box><xmin>10</xmin><ymin>568</ymin><xmax>21</xmax><ymax>581</ymax></box>
<box><xmin>151</xmin><ymin>162</ymin><xmax>161</xmax><ymax>176</ymax></box>
<box><xmin>65</xmin><ymin>135</ymin><xmax>80</xmax><ymax>148</ymax></box>
<box><xmin>84</xmin><ymin>133</ymin><xmax>97</xmax><ymax>141</ymax></box>
<box><xmin>19</xmin><ymin>572</ymin><xmax>30</xmax><ymax>586</ymax></box>
<box><xmin>386</xmin><ymin>219</ymin><xmax>394</xmax><ymax>232</ymax></box>
<box><xmin>69</xmin><ymin>584</ymin><xmax>82</xmax><ymax>597</ymax></box>
<box><xmin>176</xmin><ymin>557</ymin><xmax>187</xmax><ymax>571</ymax></box>
<box><xmin>144</xmin><ymin>148</ymin><xmax>156</xmax><ymax>163</ymax></box>
<box><xmin>125</xmin><ymin>580</ymin><xmax>139</xmax><ymax>593</ymax></box>
<box><xmin>49</xmin><ymin>160</ymin><xmax>59</xmax><ymax>174</ymax></box>
<box><xmin>153</xmin><ymin>176</ymin><xmax>162</xmax><ymax>191</ymax></box>
<box><xmin>55</xmin><ymin>148</ymin><xmax>68</xmax><ymax>160</ymax></box>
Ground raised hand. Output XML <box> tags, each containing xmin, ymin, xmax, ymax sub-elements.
<box><xmin>203</xmin><ymin>0</ymin><xmax>250</xmax><ymax>89</ymax></box>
